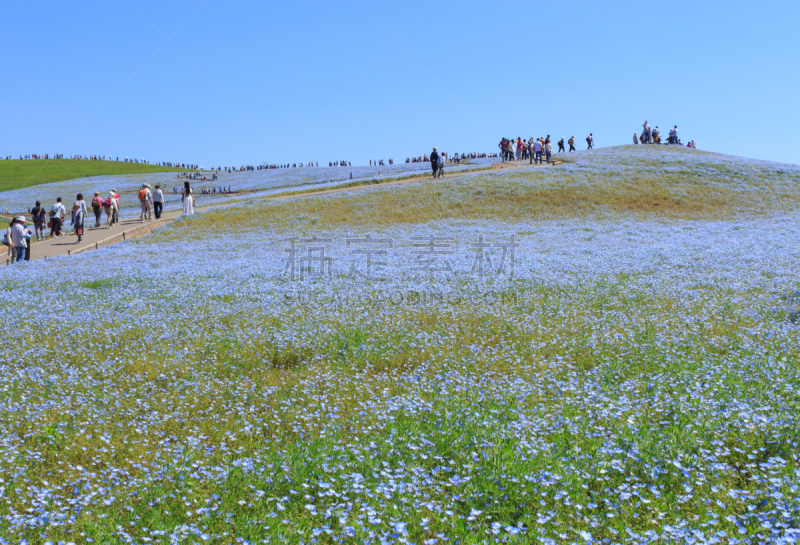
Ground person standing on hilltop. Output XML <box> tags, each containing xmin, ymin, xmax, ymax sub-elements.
<box><xmin>430</xmin><ymin>147</ymin><xmax>439</xmax><ymax>178</ymax></box>
<box><xmin>633</xmin><ymin>132</ymin><xmax>639</xmax><ymax>145</ymax></box>
<box><xmin>533</xmin><ymin>138</ymin><xmax>543</xmax><ymax>164</ymax></box>
<box><xmin>182</xmin><ymin>181</ymin><xmax>194</xmax><ymax>215</ymax></box>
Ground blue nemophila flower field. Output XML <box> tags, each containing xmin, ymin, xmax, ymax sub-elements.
<box><xmin>1</xmin><ymin>146</ymin><xmax>799</xmax><ymax>544</ymax></box>
<box><xmin>0</xmin><ymin>159</ymin><xmax>497</xmax><ymax>221</ymax></box>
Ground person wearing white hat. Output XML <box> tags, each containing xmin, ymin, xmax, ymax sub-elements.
<box><xmin>103</xmin><ymin>191</ymin><xmax>119</xmax><ymax>229</ymax></box>
<box><xmin>10</xmin><ymin>216</ymin><xmax>28</xmax><ymax>263</ymax></box>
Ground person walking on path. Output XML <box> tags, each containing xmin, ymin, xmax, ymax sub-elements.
<box><xmin>182</xmin><ymin>181</ymin><xmax>194</xmax><ymax>216</ymax></box>
<box><xmin>110</xmin><ymin>189</ymin><xmax>120</xmax><ymax>225</ymax></box>
<box><xmin>153</xmin><ymin>184</ymin><xmax>165</xmax><ymax>219</ymax></box>
<box><xmin>545</xmin><ymin>140</ymin><xmax>553</xmax><ymax>164</ymax></box>
<box><xmin>49</xmin><ymin>197</ymin><xmax>65</xmax><ymax>238</ymax></box>
<box><xmin>586</xmin><ymin>134</ymin><xmax>594</xmax><ymax>150</ymax></box>
<box><xmin>91</xmin><ymin>192</ymin><xmax>103</xmax><ymax>227</ymax></box>
<box><xmin>138</xmin><ymin>184</ymin><xmax>153</xmax><ymax>222</ymax></box>
<box><xmin>72</xmin><ymin>203</ymin><xmax>85</xmax><ymax>243</ymax></box>
<box><xmin>437</xmin><ymin>157</ymin><xmax>444</xmax><ymax>178</ymax></box>
<box><xmin>10</xmin><ymin>216</ymin><xmax>28</xmax><ymax>264</ymax></box>
<box><xmin>31</xmin><ymin>201</ymin><xmax>46</xmax><ymax>240</ymax></box>
<box><xmin>103</xmin><ymin>192</ymin><xmax>118</xmax><ymax>229</ymax></box>
<box><xmin>568</xmin><ymin>135</ymin><xmax>576</xmax><ymax>152</ymax></box>
<box><xmin>6</xmin><ymin>218</ymin><xmax>17</xmax><ymax>264</ymax></box>
<box><xmin>557</xmin><ymin>137</ymin><xmax>565</xmax><ymax>153</ymax></box>
<box><xmin>72</xmin><ymin>193</ymin><xmax>88</xmax><ymax>243</ymax></box>
<box><xmin>430</xmin><ymin>147</ymin><xmax>439</xmax><ymax>178</ymax></box>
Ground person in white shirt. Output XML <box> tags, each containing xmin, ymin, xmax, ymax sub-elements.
<box><xmin>49</xmin><ymin>198</ymin><xmax>66</xmax><ymax>238</ymax></box>
<box><xmin>10</xmin><ymin>216</ymin><xmax>28</xmax><ymax>263</ymax></box>
<box><xmin>633</xmin><ymin>132</ymin><xmax>638</xmax><ymax>145</ymax></box>
<box><xmin>534</xmin><ymin>139</ymin><xmax>543</xmax><ymax>164</ymax></box>
<box><xmin>153</xmin><ymin>183</ymin><xmax>165</xmax><ymax>219</ymax></box>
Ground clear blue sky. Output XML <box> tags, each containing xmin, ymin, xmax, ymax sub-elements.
<box><xmin>2</xmin><ymin>1</ymin><xmax>799</xmax><ymax>167</ymax></box>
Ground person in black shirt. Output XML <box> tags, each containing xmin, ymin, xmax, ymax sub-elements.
<box><xmin>430</xmin><ymin>147</ymin><xmax>439</xmax><ymax>178</ymax></box>
<box><xmin>31</xmin><ymin>201</ymin><xmax>46</xmax><ymax>241</ymax></box>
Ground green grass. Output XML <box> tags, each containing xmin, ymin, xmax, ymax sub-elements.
<box><xmin>0</xmin><ymin>159</ymin><xmax>191</xmax><ymax>192</ymax></box>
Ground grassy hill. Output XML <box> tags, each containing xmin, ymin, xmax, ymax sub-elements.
<box><xmin>4</xmin><ymin>146</ymin><xmax>800</xmax><ymax>543</ymax></box>
<box><xmin>0</xmin><ymin>159</ymin><xmax>190</xmax><ymax>192</ymax></box>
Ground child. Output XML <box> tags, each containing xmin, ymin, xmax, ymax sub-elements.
<box><xmin>73</xmin><ymin>202</ymin><xmax>85</xmax><ymax>243</ymax></box>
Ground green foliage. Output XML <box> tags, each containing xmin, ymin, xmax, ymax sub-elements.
<box><xmin>0</xmin><ymin>159</ymin><xmax>188</xmax><ymax>192</ymax></box>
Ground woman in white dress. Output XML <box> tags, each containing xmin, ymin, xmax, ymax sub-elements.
<box><xmin>181</xmin><ymin>181</ymin><xmax>194</xmax><ymax>215</ymax></box>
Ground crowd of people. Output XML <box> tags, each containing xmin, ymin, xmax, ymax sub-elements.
<box><xmin>497</xmin><ymin>135</ymin><xmax>590</xmax><ymax>162</ymax></box>
<box><xmin>634</xmin><ymin>121</ymin><xmax>696</xmax><ymax>148</ymax></box>
<box><xmin>406</xmin><ymin>152</ymin><xmax>493</xmax><ymax>164</ymax></box>
<box><xmin>3</xmin><ymin>180</ymin><xmax>201</xmax><ymax>264</ymax></box>
<box><xmin>199</xmin><ymin>186</ymin><xmax>232</xmax><ymax>195</ymax></box>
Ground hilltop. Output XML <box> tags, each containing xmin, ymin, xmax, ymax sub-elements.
<box><xmin>0</xmin><ymin>159</ymin><xmax>189</xmax><ymax>192</ymax></box>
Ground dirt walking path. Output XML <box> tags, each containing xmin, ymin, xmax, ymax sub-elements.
<box><xmin>3</xmin><ymin>159</ymin><xmax>556</xmax><ymax>265</ymax></box>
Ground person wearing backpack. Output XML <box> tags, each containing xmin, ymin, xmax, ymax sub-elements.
<box><xmin>31</xmin><ymin>200</ymin><xmax>46</xmax><ymax>240</ymax></box>
<box><xmin>91</xmin><ymin>192</ymin><xmax>103</xmax><ymax>227</ymax></box>
<box><xmin>103</xmin><ymin>192</ymin><xmax>118</xmax><ymax>229</ymax></box>
<box><xmin>586</xmin><ymin>134</ymin><xmax>594</xmax><ymax>150</ymax></box>
<box><xmin>568</xmin><ymin>135</ymin><xmax>576</xmax><ymax>152</ymax></box>
<box><xmin>557</xmin><ymin>137</ymin><xmax>565</xmax><ymax>153</ymax></box>
<box><xmin>138</xmin><ymin>184</ymin><xmax>153</xmax><ymax>222</ymax></box>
